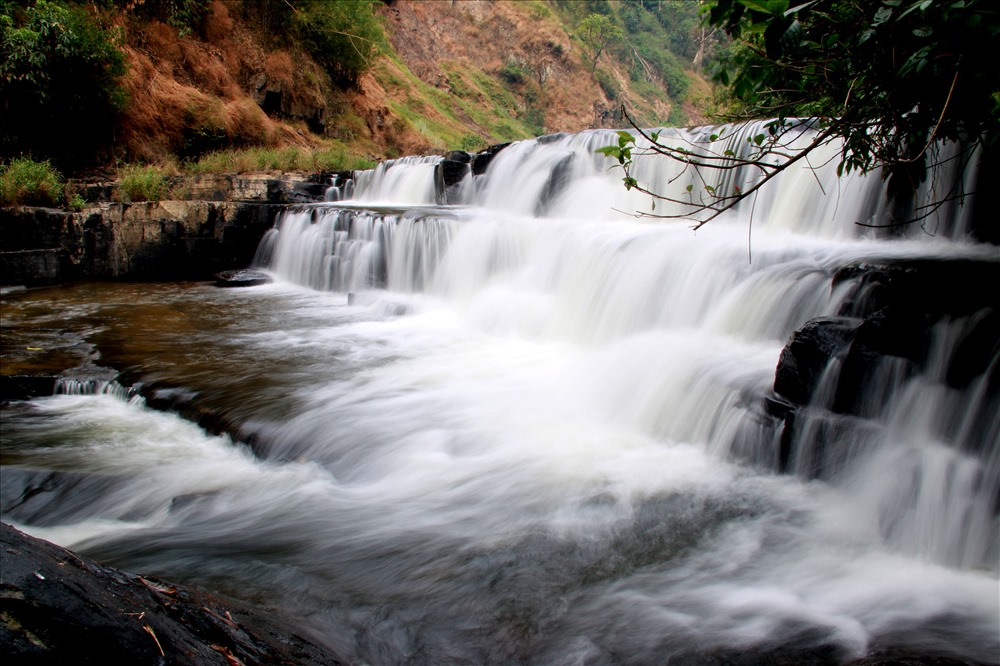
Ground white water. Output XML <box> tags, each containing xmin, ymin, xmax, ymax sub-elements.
<box><xmin>3</xmin><ymin>127</ymin><xmax>998</xmax><ymax>664</ymax></box>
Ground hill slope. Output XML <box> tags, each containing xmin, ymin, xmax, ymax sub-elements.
<box><xmin>2</xmin><ymin>0</ymin><xmax>716</xmax><ymax>171</ymax></box>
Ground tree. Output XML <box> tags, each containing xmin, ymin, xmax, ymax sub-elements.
<box><xmin>602</xmin><ymin>0</ymin><xmax>1000</xmax><ymax>235</ymax></box>
<box><xmin>578</xmin><ymin>13</ymin><xmax>625</xmax><ymax>73</ymax></box>
<box><xmin>0</xmin><ymin>0</ymin><xmax>128</xmax><ymax>167</ymax></box>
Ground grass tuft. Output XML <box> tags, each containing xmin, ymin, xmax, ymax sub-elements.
<box><xmin>0</xmin><ymin>158</ymin><xmax>63</xmax><ymax>207</ymax></box>
<box><xmin>118</xmin><ymin>164</ymin><xmax>168</xmax><ymax>202</ymax></box>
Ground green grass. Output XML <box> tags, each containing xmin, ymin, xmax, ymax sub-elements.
<box><xmin>183</xmin><ymin>146</ymin><xmax>375</xmax><ymax>175</ymax></box>
<box><xmin>0</xmin><ymin>158</ymin><xmax>63</xmax><ymax>207</ymax></box>
<box><xmin>118</xmin><ymin>164</ymin><xmax>168</xmax><ymax>202</ymax></box>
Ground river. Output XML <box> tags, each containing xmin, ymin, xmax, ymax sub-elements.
<box><xmin>2</xmin><ymin>126</ymin><xmax>997</xmax><ymax>664</ymax></box>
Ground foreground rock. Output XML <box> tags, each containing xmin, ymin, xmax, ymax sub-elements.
<box><xmin>0</xmin><ymin>522</ymin><xmax>338</xmax><ymax>665</ymax></box>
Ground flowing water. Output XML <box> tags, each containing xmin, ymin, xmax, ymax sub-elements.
<box><xmin>1</xmin><ymin>127</ymin><xmax>998</xmax><ymax>665</ymax></box>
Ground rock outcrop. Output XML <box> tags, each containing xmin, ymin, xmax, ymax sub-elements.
<box><xmin>0</xmin><ymin>522</ymin><xmax>337</xmax><ymax>665</ymax></box>
<box><xmin>768</xmin><ymin>257</ymin><xmax>1000</xmax><ymax>473</ymax></box>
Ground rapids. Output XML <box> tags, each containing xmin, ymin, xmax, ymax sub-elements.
<box><xmin>2</xmin><ymin>126</ymin><xmax>997</xmax><ymax>665</ymax></box>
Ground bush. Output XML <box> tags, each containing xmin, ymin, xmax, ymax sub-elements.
<box><xmin>66</xmin><ymin>192</ymin><xmax>86</xmax><ymax>212</ymax></box>
<box><xmin>0</xmin><ymin>158</ymin><xmax>62</xmax><ymax>207</ymax></box>
<box><xmin>118</xmin><ymin>164</ymin><xmax>168</xmax><ymax>202</ymax></box>
<box><xmin>0</xmin><ymin>1</ymin><xmax>128</xmax><ymax>167</ymax></box>
<box><xmin>594</xmin><ymin>68</ymin><xmax>619</xmax><ymax>101</ymax></box>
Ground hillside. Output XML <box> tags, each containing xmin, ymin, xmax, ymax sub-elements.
<box><xmin>1</xmin><ymin>0</ymin><xmax>718</xmax><ymax>176</ymax></box>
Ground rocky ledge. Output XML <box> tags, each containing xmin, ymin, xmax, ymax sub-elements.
<box><xmin>1</xmin><ymin>522</ymin><xmax>337</xmax><ymax>665</ymax></box>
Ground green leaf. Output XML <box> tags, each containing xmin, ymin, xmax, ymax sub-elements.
<box><xmin>873</xmin><ymin>6</ymin><xmax>893</xmax><ymax>25</ymax></box>
<box><xmin>623</xmin><ymin>176</ymin><xmax>637</xmax><ymax>190</ymax></box>
<box><xmin>686</xmin><ymin>183</ymin><xmax>694</xmax><ymax>192</ymax></box>
<box><xmin>785</xmin><ymin>1</ymin><xmax>818</xmax><ymax>17</ymax></box>
<box><xmin>738</xmin><ymin>0</ymin><xmax>775</xmax><ymax>14</ymax></box>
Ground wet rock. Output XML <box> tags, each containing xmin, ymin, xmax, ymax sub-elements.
<box><xmin>0</xmin><ymin>202</ymin><xmax>281</xmax><ymax>284</ymax></box>
<box><xmin>444</xmin><ymin>150</ymin><xmax>472</xmax><ymax>164</ymax></box>
<box><xmin>434</xmin><ymin>159</ymin><xmax>471</xmax><ymax>204</ymax></box>
<box><xmin>0</xmin><ymin>375</ymin><xmax>57</xmax><ymax>401</ymax></box>
<box><xmin>214</xmin><ymin>269</ymin><xmax>271</xmax><ymax>288</ymax></box>
<box><xmin>471</xmin><ymin>142</ymin><xmax>511</xmax><ymax>175</ymax></box>
<box><xmin>833</xmin><ymin>305</ymin><xmax>932</xmax><ymax>414</ymax></box>
<box><xmin>773</xmin><ymin>317</ymin><xmax>859</xmax><ymax>406</ymax></box>
<box><xmin>946</xmin><ymin>308</ymin><xmax>1000</xmax><ymax>389</ymax></box>
<box><xmin>834</xmin><ymin>258</ymin><xmax>1000</xmax><ymax>319</ymax></box>
<box><xmin>534</xmin><ymin>153</ymin><xmax>575</xmax><ymax>217</ymax></box>
<box><xmin>0</xmin><ymin>522</ymin><xmax>337</xmax><ymax>665</ymax></box>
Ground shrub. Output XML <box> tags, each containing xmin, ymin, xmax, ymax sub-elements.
<box><xmin>118</xmin><ymin>164</ymin><xmax>168</xmax><ymax>202</ymax></box>
<box><xmin>460</xmin><ymin>134</ymin><xmax>485</xmax><ymax>152</ymax></box>
<box><xmin>499</xmin><ymin>63</ymin><xmax>526</xmax><ymax>86</ymax></box>
<box><xmin>0</xmin><ymin>158</ymin><xmax>62</xmax><ymax>207</ymax></box>
<box><xmin>66</xmin><ymin>193</ymin><xmax>86</xmax><ymax>212</ymax></box>
<box><xmin>0</xmin><ymin>1</ymin><xmax>127</xmax><ymax>167</ymax></box>
<box><xmin>594</xmin><ymin>68</ymin><xmax>619</xmax><ymax>101</ymax></box>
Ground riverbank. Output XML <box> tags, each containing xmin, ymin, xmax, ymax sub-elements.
<box><xmin>0</xmin><ymin>171</ymin><xmax>331</xmax><ymax>285</ymax></box>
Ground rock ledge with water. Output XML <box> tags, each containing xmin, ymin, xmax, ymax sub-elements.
<box><xmin>0</xmin><ymin>522</ymin><xmax>338</xmax><ymax>665</ymax></box>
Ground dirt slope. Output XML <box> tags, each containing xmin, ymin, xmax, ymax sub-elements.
<box><xmin>114</xmin><ymin>0</ymin><xmax>706</xmax><ymax>164</ymax></box>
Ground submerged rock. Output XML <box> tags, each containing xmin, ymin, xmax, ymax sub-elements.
<box><xmin>213</xmin><ymin>269</ymin><xmax>271</xmax><ymax>288</ymax></box>
<box><xmin>0</xmin><ymin>522</ymin><xmax>337</xmax><ymax>665</ymax></box>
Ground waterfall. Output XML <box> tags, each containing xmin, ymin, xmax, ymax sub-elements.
<box><xmin>3</xmin><ymin>125</ymin><xmax>997</xmax><ymax>665</ymax></box>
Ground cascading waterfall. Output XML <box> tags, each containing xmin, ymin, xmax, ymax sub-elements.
<box><xmin>2</xmin><ymin>124</ymin><xmax>997</xmax><ymax>665</ymax></box>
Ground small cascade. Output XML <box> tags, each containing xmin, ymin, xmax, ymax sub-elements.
<box><xmin>252</xmin><ymin>123</ymin><xmax>998</xmax><ymax>580</ymax></box>
<box><xmin>267</xmin><ymin>206</ymin><xmax>461</xmax><ymax>293</ymax></box>
<box><xmin>351</xmin><ymin>155</ymin><xmax>440</xmax><ymax>204</ymax></box>
<box><xmin>55</xmin><ymin>378</ymin><xmax>140</xmax><ymax>404</ymax></box>
<box><xmin>324</xmin><ymin>174</ymin><xmax>356</xmax><ymax>202</ymax></box>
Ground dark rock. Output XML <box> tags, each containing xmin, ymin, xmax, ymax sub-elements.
<box><xmin>534</xmin><ymin>153</ymin><xmax>575</xmax><ymax>217</ymax></box>
<box><xmin>471</xmin><ymin>142</ymin><xmax>511</xmax><ymax>175</ymax></box>
<box><xmin>946</xmin><ymin>308</ymin><xmax>1000</xmax><ymax>389</ymax></box>
<box><xmin>0</xmin><ymin>375</ymin><xmax>57</xmax><ymax>401</ymax></box>
<box><xmin>434</xmin><ymin>159</ymin><xmax>471</xmax><ymax>204</ymax></box>
<box><xmin>213</xmin><ymin>269</ymin><xmax>271</xmax><ymax>288</ymax></box>
<box><xmin>834</xmin><ymin>258</ymin><xmax>1000</xmax><ymax>319</ymax></box>
<box><xmin>774</xmin><ymin>317</ymin><xmax>859</xmax><ymax>406</ymax></box>
<box><xmin>833</xmin><ymin>305</ymin><xmax>931</xmax><ymax>414</ymax></box>
<box><xmin>0</xmin><ymin>522</ymin><xmax>337</xmax><ymax>665</ymax></box>
<box><xmin>444</xmin><ymin>150</ymin><xmax>472</xmax><ymax>164</ymax></box>
<box><xmin>0</xmin><ymin>202</ymin><xmax>281</xmax><ymax>285</ymax></box>
<box><xmin>536</xmin><ymin>132</ymin><xmax>569</xmax><ymax>144</ymax></box>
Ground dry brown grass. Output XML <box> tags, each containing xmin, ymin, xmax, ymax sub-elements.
<box><xmin>117</xmin><ymin>12</ymin><xmax>328</xmax><ymax>164</ymax></box>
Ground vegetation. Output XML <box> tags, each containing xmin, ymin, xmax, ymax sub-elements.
<box><xmin>577</xmin><ymin>13</ymin><xmax>625</xmax><ymax>73</ymax></box>
<box><xmin>0</xmin><ymin>158</ymin><xmax>62</xmax><ymax>207</ymax></box>
<box><xmin>0</xmin><ymin>0</ymin><xmax>710</xmax><ymax>191</ymax></box>
<box><xmin>290</xmin><ymin>0</ymin><xmax>384</xmax><ymax>87</ymax></box>
<box><xmin>0</xmin><ymin>0</ymin><xmax>128</xmax><ymax>167</ymax></box>
<box><xmin>184</xmin><ymin>146</ymin><xmax>375</xmax><ymax>175</ymax></box>
<box><xmin>709</xmin><ymin>0</ymin><xmax>999</xmax><ymax>179</ymax></box>
<box><xmin>117</xmin><ymin>164</ymin><xmax>168</xmax><ymax>202</ymax></box>
<box><xmin>603</xmin><ymin>0</ymin><xmax>1000</xmax><ymax>231</ymax></box>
